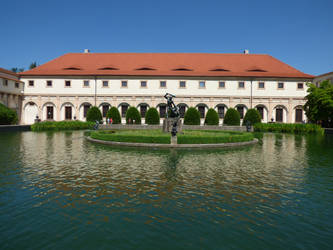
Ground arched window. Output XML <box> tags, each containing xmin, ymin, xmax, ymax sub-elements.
<box><xmin>215</xmin><ymin>104</ymin><xmax>228</xmax><ymax>118</ymax></box>
<box><xmin>118</xmin><ymin>103</ymin><xmax>130</xmax><ymax>118</ymax></box>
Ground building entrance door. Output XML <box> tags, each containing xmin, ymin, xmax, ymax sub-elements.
<box><xmin>276</xmin><ymin>108</ymin><xmax>283</xmax><ymax>122</ymax></box>
<box><xmin>47</xmin><ymin>106</ymin><xmax>54</xmax><ymax>119</ymax></box>
<box><xmin>65</xmin><ymin>106</ymin><xmax>72</xmax><ymax>120</ymax></box>
<box><xmin>295</xmin><ymin>109</ymin><xmax>303</xmax><ymax>123</ymax></box>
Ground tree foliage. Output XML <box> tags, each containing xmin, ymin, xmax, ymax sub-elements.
<box><xmin>184</xmin><ymin>107</ymin><xmax>201</xmax><ymax>125</ymax></box>
<box><xmin>29</xmin><ymin>62</ymin><xmax>37</xmax><ymax>69</ymax></box>
<box><xmin>223</xmin><ymin>108</ymin><xmax>240</xmax><ymax>126</ymax></box>
<box><xmin>126</xmin><ymin>106</ymin><xmax>141</xmax><ymax>124</ymax></box>
<box><xmin>86</xmin><ymin>106</ymin><xmax>102</xmax><ymax>122</ymax></box>
<box><xmin>304</xmin><ymin>80</ymin><xmax>333</xmax><ymax>127</ymax></box>
<box><xmin>145</xmin><ymin>107</ymin><xmax>160</xmax><ymax>124</ymax></box>
<box><xmin>242</xmin><ymin>108</ymin><xmax>262</xmax><ymax>126</ymax></box>
<box><xmin>204</xmin><ymin>108</ymin><xmax>219</xmax><ymax>125</ymax></box>
<box><xmin>106</xmin><ymin>107</ymin><xmax>121</xmax><ymax>124</ymax></box>
<box><xmin>0</xmin><ymin>103</ymin><xmax>18</xmax><ymax>125</ymax></box>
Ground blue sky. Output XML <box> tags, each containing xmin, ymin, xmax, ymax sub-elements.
<box><xmin>1</xmin><ymin>0</ymin><xmax>332</xmax><ymax>75</ymax></box>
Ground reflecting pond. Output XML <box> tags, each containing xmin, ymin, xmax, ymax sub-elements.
<box><xmin>0</xmin><ymin>131</ymin><xmax>333</xmax><ymax>249</ymax></box>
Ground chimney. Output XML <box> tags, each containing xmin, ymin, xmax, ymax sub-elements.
<box><xmin>244</xmin><ymin>49</ymin><xmax>249</xmax><ymax>54</ymax></box>
<box><xmin>84</xmin><ymin>49</ymin><xmax>90</xmax><ymax>53</ymax></box>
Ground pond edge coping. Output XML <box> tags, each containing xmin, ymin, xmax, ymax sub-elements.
<box><xmin>86</xmin><ymin>136</ymin><xmax>258</xmax><ymax>148</ymax></box>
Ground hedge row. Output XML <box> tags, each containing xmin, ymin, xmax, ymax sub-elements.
<box><xmin>145</xmin><ymin>107</ymin><xmax>160</xmax><ymax>124</ymax></box>
<box><xmin>253</xmin><ymin>123</ymin><xmax>323</xmax><ymax>134</ymax></box>
<box><xmin>90</xmin><ymin>130</ymin><xmax>171</xmax><ymax>144</ymax></box>
<box><xmin>86</xmin><ymin>106</ymin><xmax>102</xmax><ymax>122</ymax></box>
<box><xmin>242</xmin><ymin>109</ymin><xmax>261</xmax><ymax>126</ymax></box>
<box><xmin>31</xmin><ymin>121</ymin><xmax>94</xmax><ymax>131</ymax></box>
<box><xmin>184</xmin><ymin>107</ymin><xmax>200</xmax><ymax>125</ymax></box>
<box><xmin>126</xmin><ymin>106</ymin><xmax>141</xmax><ymax>124</ymax></box>
<box><xmin>177</xmin><ymin>130</ymin><xmax>254</xmax><ymax>144</ymax></box>
<box><xmin>223</xmin><ymin>108</ymin><xmax>240</xmax><ymax>126</ymax></box>
<box><xmin>0</xmin><ymin>103</ymin><xmax>18</xmax><ymax>125</ymax></box>
<box><xmin>106</xmin><ymin>107</ymin><xmax>121</xmax><ymax>124</ymax></box>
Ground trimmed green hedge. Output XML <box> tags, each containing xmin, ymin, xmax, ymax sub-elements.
<box><xmin>253</xmin><ymin>123</ymin><xmax>324</xmax><ymax>134</ymax></box>
<box><xmin>86</xmin><ymin>106</ymin><xmax>102</xmax><ymax>122</ymax></box>
<box><xmin>204</xmin><ymin>108</ymin><xmax>219</xmax><ymax>125</ymax></box>
<box><xmin>126</xmin><ymin>107</ymin><xmax>141</xmax><ymax>124</ymax></box>
<box><xmin>177</xmin><ymin>130</ymin><xmax>254</xmax><ymax>144</ymax></box>
<box><xmin>223</xmin><ymin>108</ymin><xmax>240</xmax><ymax>126</ymax></box>
<box><xmin>31</xmin><ymin>121</ymin><xmax>94</xmax><ymax>131</ymax></box>
<box><xmin>106</xmin><ymin>107</ymin><xmax>121</xmax><ymax>124</ymax></box>
<box><xmin>145</xmin><ymin>107</ymin><xmax>160</xmax><ymax>124</ymax></box>
<box><xmin>90</xmin><ymin>129</ymin><xmax>253</xmax><ymax>144</ymax></box>
<box><xmin>90</xmin><ymin>130</ymin><xmax>170</xmax><ymax>144</ymax></box>
<box><xmin>0</xmin><ymin>103</ymin><xmax>18</xmax><ymax>125</ymax></box>
<box><xmin>184</xmin><ymin>107</ymin><xmax>201</xmax><ymax>125</ymax></box>
<box><xmin>242</xmin><ymin>108</ymin><xmax>261</xmax><ymax>126</ymax></box>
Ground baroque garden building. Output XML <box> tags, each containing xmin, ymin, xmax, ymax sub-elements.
<box><xmin>0</xmin><ymin>68</ymin><xmax>24</xmax><ymax>119</ymax></box>
<box><xmin>18</xmin><ymin>52</ymin><xmax>314</xmax><ymax>124</ymax></box>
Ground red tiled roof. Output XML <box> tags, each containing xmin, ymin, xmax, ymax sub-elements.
<box><xmin>0</xmin><ymin>67</ymin><xmax>20</xmax><ymax>77</ymax></box>
<box><xmin>19</xmin><ymin>53</ymin><xmax>314</xmax><ymax>79</ymax></box>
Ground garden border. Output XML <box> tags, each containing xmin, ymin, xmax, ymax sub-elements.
<box><xmin>86</xmin><ymin>136</ymin><xmax>258</xmax><ymax>148</ymax></box>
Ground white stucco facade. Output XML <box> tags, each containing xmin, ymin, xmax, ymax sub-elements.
<box><xmin>0</xmin><ymin>68</ymin><xmax>24</xmax><ymax>122</ymax></box>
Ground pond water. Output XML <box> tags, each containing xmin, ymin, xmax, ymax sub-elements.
<box><xmin>0</xmin><ymin>131</ymin><xmax>333</xmax><ymax>249</ymax></box>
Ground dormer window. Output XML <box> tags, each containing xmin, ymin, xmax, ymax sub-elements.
<box><xmin>172</xmin><ymin>68</ymin><xmax>193</xmax><ymax>71</ymax></box>
<box><xmin>210</xmin><ymin>68</ymin><xmax>230</xmax><ymax>72</ymax></box>
<box><xmin>247</xmin><ymin>67</ymin><xmax>267</xmax><ymax>72</ymax></box>
<box><xmin>98</xmin><ymin>67</ymin><xmax>119</xmax><ymax>70</ymax></box>
<box><xmin>63</xmin><ymin>67</ymin><xmax>81</xmax><ymax>70</ymax></box>
<box><xmin>135</xmin><ymin>67</ymin><xmax>156</xmax><ymax>71</ymax></box>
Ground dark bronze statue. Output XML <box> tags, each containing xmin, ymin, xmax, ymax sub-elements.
<box><xmin>164</xmin><ymin>93</ymin><xmax>180</xmax><ymax>136</ymax></box>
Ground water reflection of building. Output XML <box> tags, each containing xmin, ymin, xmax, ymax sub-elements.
<box><xmin>19</xmin><ymin>132</ymin><xmax>307</xmax><ymax>211</ymax></box>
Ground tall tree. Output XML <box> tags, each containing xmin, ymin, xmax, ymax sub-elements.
<box><xmin>11</xmin><ymin>68</ymin><xmax>18</xmax><ymax>73</ymax></box>
<box><xmin>304</xmin><ymin>80</ymin><xmax>333</xmax><ymax>127</ymax></box>
<box><xmin>29</xmin><ymin>62</ymin><xmax>37</xmax><ymax>69</ymax></box>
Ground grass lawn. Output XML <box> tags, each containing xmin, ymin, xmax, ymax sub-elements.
<box><xmin>90</xmin><ymin>129</ymin><xmax>254</xmax><ymax>144</ymax></box>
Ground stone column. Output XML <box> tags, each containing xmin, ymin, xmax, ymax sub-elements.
<box><xmin>287</xmin><ymin>98</ymin><xmax>293</xmax><ymax>123</ymax></box>
<box><xmin>268</xmin><ymin>98</ymin><xmax>273</xmax><ymax>122</ymax></box>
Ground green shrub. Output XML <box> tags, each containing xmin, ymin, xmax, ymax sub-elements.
<box><xmin>253</xmin><ymin>123</ymin><xmax>324</xmax><ymax>134</ymax></box>
<box><xmin>86</xmin><ymin>106</ymin><xmax>102</xmax><ymax>122</ymax></box>
<box><xmin>184</xmin><ymin>107</ymin><xmax>201</xmax><ymax>125</ymax></box>
<box><xmin>223</xmin><ymin>108</ymin><xmax>240</xmax><ymax>126</ymax></box>
<box><xmin>177</xmin><ymin>130</ymin><xmax>254</xmax><ymax>144</ymax></box>
<box><xmin>90</xmin><ymin>130</ymin><xmax>170</xmax><ymax>144</ymax></box>
<box><xmin>204</xmin><ymin>108</ymin><xmax>219</xmax><ymax>125</ymax></box>
<box><xmin>31</xmin><ymin>121</ymin><xmax>94</xmax><ymax>131</ymax></box>
<box><xmin>145</xmin><ymin>107</ymin><xmax>160</xmax><ymax>124</ymax></box>
<box><xmin>242</xmin><ymin>108</ymin><xmax>262</xmax><ymax>126</ymax></box>
<box><xmin>126</xmin><ymin>106</ymin><xmax>141</xmax><ymax>124</ymax></box>
<box><xmin>106</xmin><ymin>107</ymin><xmax>121</xmax><ymax>124</ymax></box>
<box><xmin>0</xmin><ymin>103</ymin><xmax>18</xmax><ymax>125</ymax></box>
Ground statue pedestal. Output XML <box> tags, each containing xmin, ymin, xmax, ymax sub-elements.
<box><xmin>171</xmin><ymin>136</ymin><xmax>177</xmax><ymax>145</ymax></box>
<box><xmin>162</xmin><ymin>118</ymin><xmax>182</xmax><ymax>133</ymax></box>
